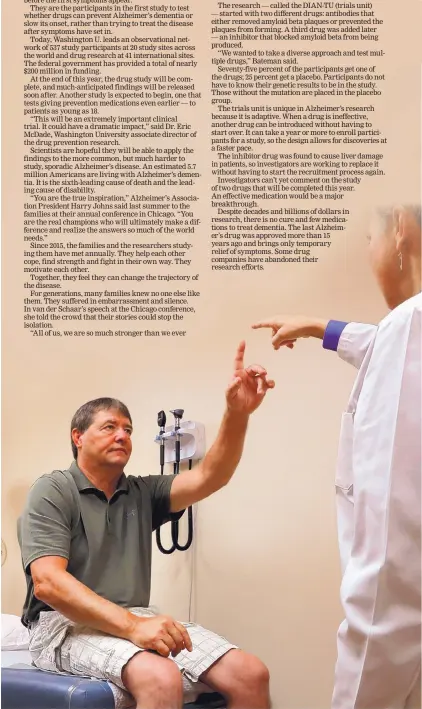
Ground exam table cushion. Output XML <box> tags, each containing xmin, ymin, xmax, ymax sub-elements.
<box><xmin>2</xmin><ymin>667</ymin><xmax>115</xmax><ymax>709</ymax></box>
<box><xmin>2</xmin><ymin>665</ymin><xmax>226</xmax><ymax>709</ymax></box>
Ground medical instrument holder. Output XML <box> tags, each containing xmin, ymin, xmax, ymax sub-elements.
<box><xmin>155</xmin><ymin>410</ymin><xmax>199</xmax><ymax>555</ymax></box>
<box><xmin>154</xmin><ymin>422</ymin><xmax>205</xmax><ymax>463</ymax></box>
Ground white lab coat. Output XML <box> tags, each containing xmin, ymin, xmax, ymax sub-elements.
<box><xmin>332</xmin><ymin>293</ymin><xmax>422</xmax><ymax>709</ymax></box>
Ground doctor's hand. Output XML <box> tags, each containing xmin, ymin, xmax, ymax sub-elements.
<box><xmin>251</xmin><ymin>315</ymin><xmax>328</xmax><ymax>350</ymax></box>
<box><xmin>226</xmin><ymin>341</ymin><xmax>275</xmax><ymax>415</ymax></box>
<box><xmin>128</xmin><ymin>614</ymin><xmax>192</xmax><ymax>658</ymax></box>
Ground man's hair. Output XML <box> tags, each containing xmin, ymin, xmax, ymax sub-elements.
<box><xmin>70</xmin><ymin>397</ymin><xmax>132</xmax><ymax>459</ymax></box>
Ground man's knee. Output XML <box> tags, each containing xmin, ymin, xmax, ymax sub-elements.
<box><xmin>122</xmin><ymin>651</ymin><xmax>183</xmax><ymax>698</ymax></box>
<box><xmin>203</xmin><ymin>649</ymin><xmax>270</xmax><ymax>692</ymax></box>
<box><xmin>250</xmin><ymin>657</ymin><xmax>270</xmax><ymax>688</ymax></box>
<box><xmin>230</xmin><ymin>651</ymin><xmax>270</xmax><ymax>689</ymax></box>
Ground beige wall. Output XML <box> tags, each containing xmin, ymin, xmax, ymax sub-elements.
<box><xmin>2</xmin><ymin>0</ymin><xmax>420</xmax><ymax>708</ymax></box>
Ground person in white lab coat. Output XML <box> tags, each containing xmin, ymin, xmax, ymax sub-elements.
<box><xmin>252</xmin><ymin>205</ymin><xmax>421</xmax><ymax>709</ymax></box>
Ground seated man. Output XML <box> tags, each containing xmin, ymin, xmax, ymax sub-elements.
<box><xmin>18</xmin><ymin>342</ymin><xmax>273</xmax><ymax>709</ymax></box>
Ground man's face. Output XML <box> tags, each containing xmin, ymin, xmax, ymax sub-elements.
<box><xmin>73</xmin><ymin>408</ymin><xmax>133</xmax><ymax>469</ymax></box>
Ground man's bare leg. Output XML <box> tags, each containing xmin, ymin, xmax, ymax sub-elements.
<box><xmin>122</xmin><ymin>652</ymin><xmax>184</xmax><ymax>709</ymax></box>
<box><xmin>200</xmin><ymin>649</ymin><xmax>271</xmax><ymax>709</ymax></box>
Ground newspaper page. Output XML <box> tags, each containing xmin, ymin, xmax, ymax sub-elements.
<box><xmin>2</xmin><ymin>1</ymin><xmax>421</xmax><ymax>707</ymax></box>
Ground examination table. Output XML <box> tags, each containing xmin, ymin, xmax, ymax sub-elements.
<box><xmin>1</xmin><ymin>650</ymin><xmax>226</xmax><ymax>709</ymax></box>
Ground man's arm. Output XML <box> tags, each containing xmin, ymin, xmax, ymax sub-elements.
<box><xmin>31</xmin><ymin>556</ymin><xmax>192</xmax><ymax>656</ymax></box>
<box><xmin>170</xmin><ymin>341</ymin><xmax>274</xmax><ymax>513</ymax></box>
<box><xmin>31</xmin><ymin>556</ymin><xmax>139</xmax><ymax>638</ymax></box>
<box><xmin>170</xmin><ymin>409</ymin><xmax>249</xmax><ymax>512</ymax></box>
<box><xmin>332</xmin><ymin>305</ymin><xmax>421</xmax><ymax>709</ymax></box>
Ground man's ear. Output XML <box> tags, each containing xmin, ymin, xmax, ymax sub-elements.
<box><xmin>71</xmin><ymin>428</ymin><xmax>83</xmax><ymax>453</ymax></box>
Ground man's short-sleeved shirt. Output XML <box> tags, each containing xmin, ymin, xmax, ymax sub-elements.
<box><xmin>18</xmin><ymin>462</ymin><xmax>181</xmax><ymax>626</ymax></box>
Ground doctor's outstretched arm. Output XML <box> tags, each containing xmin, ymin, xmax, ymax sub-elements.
<box><xmin>252</xmin><ymin>315</ymin><xmax>377</xmax><ymax>369</ymax></box>
<box><xmin>332</xmin><ymin>307</ymin><xmax>421</xmax><ymax>709</ymax></box>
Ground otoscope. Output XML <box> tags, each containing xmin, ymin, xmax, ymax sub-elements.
<box><xmin>158</xmin><ymin>410</ymin><xmax>166</xmax><ymax>474</ymax></box>
<box><xmin>171</xmin><ymin>408</ymin><xmax>184</xmax><ymax>476</ymax></box>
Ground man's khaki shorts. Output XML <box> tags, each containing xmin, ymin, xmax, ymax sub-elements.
<box><xmin>28</xmin><ymin>608</ymin><xmax>237</xmax><ymax>707</ymax></box>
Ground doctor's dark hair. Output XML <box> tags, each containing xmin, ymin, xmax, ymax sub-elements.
<box><xmin>70</xmin><ymin>398</ymin><xmax>132</xmax><ymax>459</ymax></box>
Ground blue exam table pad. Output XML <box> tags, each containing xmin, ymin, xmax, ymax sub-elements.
<box><xmin>1</xmin><ymin>651</ymin><xmax>225</xmax><ymax>709</ymax></box>
<box><xmin>2</xmin><ymin>667</ymin><xmax>115</xmax><ymax>709</ymax></box>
